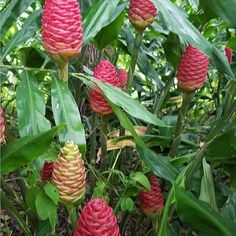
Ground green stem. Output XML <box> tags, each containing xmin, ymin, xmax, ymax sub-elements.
<box><xmin>66</xmin><ymin>204</ymin><xmax>77</xmax><ymax>233</ymax></box>
<box><xmin>151</xmin><ymin>217</ymin><xmax>159</xmax><ymax>236</ymax></box>
<box><xmin>169</xmin><ymin>92</ymin><xmax>194</xmax><ymax>158</ymax></box>
<box><xmin>157</xmin><ymin>187</ymin><xmax>174</xmax><ymax>236</ymax></box>
<box><xmin>146</xmin><ymin>76</ymin><xmax>174</xmax><ymax>134</ymax></box>
<box><xmin>126</xmin><ymin>30</ymin><xmax>144</xmax><ymax>94</ymax></box>
<box><xmin>107</xmin><ymin>149</ymin><xmax>121</xmax><ymax>181</ymax></box>
<box><xmin>100</xmin><ymin>116</ymin><xmax>108</xmax><ymax>171</ymax></box>
<box><xmin>58</xmin><ymin>61</ymin><xmax>68</xmax><ymax>83</ymax></box>
<box><xmin>89</xmin><ymin>112</ymin><xmax>97</xmax><ymax>193</ymax></box>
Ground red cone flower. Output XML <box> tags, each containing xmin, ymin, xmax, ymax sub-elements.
<box><xmin>42</xmin><ymin>0</ymin><xmax>83</xmax><ymax>62</ymax></box>
<box><xmin>139</xmin><ymin>175</ymin><xmax>164</xmax><ymax>217</ymax></box>
<box><xmin>117</xmin><ymin>68</ymin><xmax>128</xmax><ymax>90</ymax></box>
<box><xmin>74</xmin><ymin>198</ymin><xmax>120</xmax><ymax>236</ymax></box>
<box><xmin>128</xmin><ymin>0</ymin><xmax>157</xmax><ymax>31</ymax></box>
<box><xmin>41</xmin><ymin>161</ymin><xmax>54</xmax><ymax>181</ymax></box>
<box><xmin>177</xmin><ymin>45</ymin><xmax>209</xmax><ymax>92</ymax></box>
<box><xmin>0</xmin><ymin>106</ymin><xmax>5</xmax><ymax>144</ymax></box>
<box><xmin>225</xmin><ymin>47</ymin><xmax>233</xmax><ymax>64</ymax></box>
<box><xmin>90</xmin><ymin>60</ymin><xmax>120</xmax><ymax>116</ymax></box>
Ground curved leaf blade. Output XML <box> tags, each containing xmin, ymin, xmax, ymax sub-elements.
<box><xmin>83</xmin><ymin>0</ymin><xmax>120</xmax><ymax>45</ymax></box>
<box><xmin>111</xmin><ymin>104</ymin><xmax>178</xmax><ymax>181</ymax></box>
<box><xmin>76</xmin><ymin>74</ymin><xmax>167</xmax><ymax>127</ymax></box>
<box><xmin>0</xmin><ymin>9</ymin><xmax>41</xmax><ymax>63</ymax></box>
<box><xmin>16</xmin><ymin>71</ymin><xmax>51</xmax><ymax>137</ymax></box>
<box><xmin>175</xmin><ymin>185</ymin><xmax>235</xmax><ymax>236</ymax></box>
<box><xmin>1</xmin><ymin>126</ymin><xmax>60</xmax><ymax>174</ymax></box>
<box><xmin>0</xmin><ymin>0</ymin><xmax>35</xmax><ymax>36</ymax></box>
<box><xmin>51</xmin><ymin>77</ymin><xmax>86</xmax><ymax>156</ymax></box>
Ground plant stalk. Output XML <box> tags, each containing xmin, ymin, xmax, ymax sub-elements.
<box><xmin>146</xmin><ymin>76</ymin><xmax>174</xmax><ymax>134</ymax></box>
<box><xmin>58</xmin><ymin>61</ymin><xmax>68</xmax><ymax>83</ymax></box>
<box><xmin>89</xmin><ymin>112</ymin><xmax>97</xmax><ymax>193</ymax></box>
<box><xmin>169</xmin><ymin>92</ymin><xmax>194</xmax><ymax>158</ymax></box>
<box><xmin>100</xmin><ymin>116</ymin><xmax>108</xmax><ymax>171</ymax></box>
<box><xmin>126</xmin><ymin>30</ymin><xmax>144</xmax><ymax>94</ymax></box>
<box><xmin>66</xmin><ymin>204</ymin><xmax>77</xmax><ymax>233</ymax></box>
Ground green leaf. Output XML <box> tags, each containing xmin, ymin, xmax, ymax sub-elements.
<box><xmin>16</xmin><ymin>71</ymin><xmax>51</xmax><ymax>137</ymax></box>
<box><xmin>0</xmin><ymin>0</ymin><xmax>35</xmax><ymax>36</ymax></box>
<box><xmin>205</xmin><ymin>0</ymin><xmax>236</xmax><ymax>27</ymax></box>
<box><xmin>222</xmin><ymin>192</ymin><xmax>236</xmax><ymax>225</ymax></box>
<box><xmin>130</xmin><ymin>172</ymin><xmax>151</xmax><ymax>190</ymax></box>
<box><xmin>0</xmin><ymin>9</ymin><xmax>41</xmax><ymax>63</ymax></box>
<box><xmin>152</xmin><ymin>0</ymin><xmax>235</xmax><ymax>79</ymax></box>
<box><xmin>1</xmin><ymin>191</ymin><xmax>31</xmax><ymax>236</ymax></box>
<box><xmin>95</xmin><ymin>3</ymin><xmax>126</xmax><ymax>49</ymax></box>
<box><xmin>77</xmin><ymin>74</ymin><xmax>167</xmax><ymax>127</ymax></box>
<box><xmin>199</xmin><ymin>158</ymin><xmax>217</xmax><ymax>210</ymax></box>
<box><xmin>227</xmin><ymin>38</ymin><xmax>236</xmax><ymax>50</ymax></box>
<box><xmin>35</xmin><ymin>220</ymin><xmax>52</xmax><ymax>236</ymax></box>
<box><xmin>206</xmin><ymin>126</ymin><xmax>236</xmax><ymax>164</ymax></box>
<box><xmin>44</xmin><ymin>181</ymin><xmax>59</xmax><ymax>205</ymax></box>
<box><xmin>1</xmin><ymin>126</ymin><xmax>60</xmax><ymax>174</ymax></box>
<box><xmin>120</xmin><ymin>197</ymin><xmax>134</xmax><ymax>212</ymax></box>
<box><xmin>175</xmin><ymin>185</ymin><xmax>235</xmax><ymax>236</ymax></box>
<box><xmin>26</xmin><ymin>186</ymin><xmax>41</xmax><ymax>214</ymax></box>
<box><xmin>111</xmin><ymin>104</ymin><xmax>178</xmax><ymax>181</ymax></box>
<box><xmin>36</xmin><ymin>192</ymin><xmax>57</xmax><ymax>233</ymax></box>
<box><xmin>136</xmin><ymin>142</ymin><xmax>178</xmax><ymax>182</ymax></box>
<box><xmin>83</xmin><ymin>0</ymin><xmax>120</xmax><ymax>45</ymax></box>
<box><xmin>51</xmin><ymin>77</ymin><xmax>86</xmax><ymax>157</ymax></box>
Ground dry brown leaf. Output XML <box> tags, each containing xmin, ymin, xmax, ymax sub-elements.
<box><xmin>107</xmin><ymin>126</ymin><xmax>147</xmax><ymax>138</ymax></box>
<box><xmin>96</xmin><ymin>139</ymin><xmax>136</xmax><ymax>163</ymax></box>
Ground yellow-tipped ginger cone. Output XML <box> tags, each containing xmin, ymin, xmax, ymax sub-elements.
<box><xmin>52</xmin><ymin>141</ymin><xmax>86</xmax><ymax>204</ymax></box>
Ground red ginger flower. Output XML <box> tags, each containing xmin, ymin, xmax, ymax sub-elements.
<box><xmin>0</xmin><ymin>106</ymin><xmax>5</xmax><ymax>144</ymax></box>
<box><xmin>225</xmin><ymin>47</ymin><xmax>233</xmax><ymax>64</ymax></box>
<box><xmin>42</xmin><ymin>0</ymin><xmax>83</xmax><ymax>62</ymax></box>
<box><xmin>128</xmin><ymin>0</ymin><xmax>157</xmax><ymax>31</ymax></box>
<box><xmin>90</xmin><ymin>60</ymin><xmax>120</xmax><ymax>116</ymax></box>
<box><xmin>139</xmin><ymin>174</ymin><xmax>164</xmax><ymax>217</ymax></box>
<box><xmin>177</xmin><ymin>45</ymin><xmax>209</xmax><ymax>92</ymax></box>
<box><xmin>117</xmin><ymin>68</ymin><xmax>128</xmax><ymax>90</ymax></box>
<box><xmin>74</xmin><ymin>198</ymin><xmax>120</xmax><ymax>236</ymax></box>
<box><xmin>41</xmin><ymin>161</ymin><xmax>54</xmax><ymax>181</ymax></box>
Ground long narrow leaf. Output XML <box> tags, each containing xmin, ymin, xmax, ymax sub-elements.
<box><xmin>83</xmin><ymin>0</ymin><xmax>120</xmax><ymax>44</ymax></box>
<box><xmin>51</xmin><ymin>77</ymin><xmax>86</xmax><ymax>157</ymax></box>
<box><xmin>111</xmin><ymin>104</ymin><xmax>178</xmax><ymax>181</ymax></box>
<box><xmin>16</xmin><ymin>71</ymin><xmax>51</xmax><ymax>137</ymax></box>
<box><xmin>175</xmin><ymin>185</ymin><xmax>235</xmax><ymax>236</ymax></box>
<box><xmin>75</xmin><ymin>74</ymin><xmax>167</xmax><ymax>127</ymax></box>
<box><xmin>1</xmin><ymin>126</ymin><xmax>60</xmax><ymax>174</ymax></box>
<box><xmin>0</xmin><ymin>0</ymin><xmax>35</xmax><ymax>36</ymax></box>
<box><xmin>0</xmin><ymin>9</ymin><xmax>41</xmax><ymax>63</ymax></box>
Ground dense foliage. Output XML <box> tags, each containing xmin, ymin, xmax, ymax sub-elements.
<box><xmin>0</xmin><ymin>0</ymin><xmax>236</xmax><ymax>235</ymax></box>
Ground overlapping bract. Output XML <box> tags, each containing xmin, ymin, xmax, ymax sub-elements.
<box><xmin>89</xmin><ymin>60</ymin><xmax>120</xmax><ymax>116</ymax></box>
<box><xmin>117</xmin><ymin>68</ymin><xmax>128</xmax><ymax>90</ymax></box>
<box><xmin>74</xmin><ymin>198</ymin><xmax>120</xmax><ymax>236</ymax></box>
<box><xmin>41</xmin><ymin>161</ymin><xmax>54</xmax><ymax>181</ymax></box>
<box><xmin>0</xmin><ymin>107</ymin><xmax>5</xmax><ymax>144</ymax></box>
<box><xmin>128</xmin><ymin>0</ymin><xmax>157</xmax><ymax>31</ymax></box>
<box><xmin>177</xmin><ymin>45</ymin><xmax>209</xmax><ymax>92</ymax></box>
<box><xmin>42</xmin><ymin>0</ymin><xmax>83</xmax><ymax>62</ymax></box>
<box><xmin>225</xmin><ymin>47</ymin><xmax>233</xmax><ymax>64</ymax></box>
<box><xmin>52</xmin><ymin>141</ymin><xmax>86</xmax><ymax>204</ymax></box>
<box><xmin>139</xmin><ymin>175</ymin><xmax>164</xmax><ymax>217</ymax></box>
